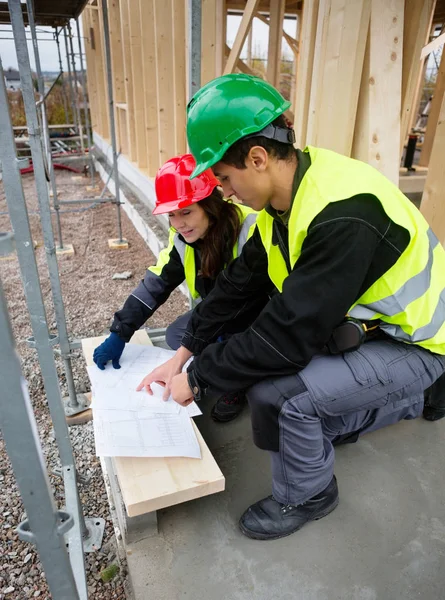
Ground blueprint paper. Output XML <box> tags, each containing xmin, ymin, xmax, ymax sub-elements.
<box><xmin>92</xmin><ymin>407</ymin><xmax>201</xmax><ymax>458</ymax></box>
<box><xmin>88</xmin><ymin>344</ymin><xmax>202</xmax><ymax>458</ymax></box>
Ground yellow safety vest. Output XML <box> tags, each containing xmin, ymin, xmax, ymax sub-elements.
<box><xmin>151</xmin><ymin>203</ymin><xmax>257</xmax><ymax>301</ymax></box>
<box><xmin>256</xmin><ymin>146</ymin><xmax>445</xmax><ymax>355</ymax></box>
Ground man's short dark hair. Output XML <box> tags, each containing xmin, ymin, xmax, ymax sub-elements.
<box><xmin>221</xmin><ymin>115</ymin><xmax>296</xmax><ymax>169</ymax></box>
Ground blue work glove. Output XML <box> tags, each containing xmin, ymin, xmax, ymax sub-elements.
<box><xmin>93</xmin><ymin>332</ymin><xmax>126</xmax><ymax>370</ymax></box>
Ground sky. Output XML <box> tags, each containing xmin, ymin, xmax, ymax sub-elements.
<box><xmin>0</xmin><ymin>14</ymin><xmax>297</xmax><ymax>74</ymax></box>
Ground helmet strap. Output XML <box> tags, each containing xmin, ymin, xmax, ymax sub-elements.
<box><xmin>243</xmin><ymin>123</ymin><xmax>296</xmax><ymax>145</ymax></box>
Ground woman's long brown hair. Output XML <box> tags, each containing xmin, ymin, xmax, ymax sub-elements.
<box><xmin>197</xmin><ymin>190</ymin><xmax>242</xmax><ymax>279</ymax></box>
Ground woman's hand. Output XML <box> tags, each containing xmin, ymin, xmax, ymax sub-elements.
<box><xmin>170</xmin><ymin>372</ymin><xmax>194</xmax><ymax>407</ymax></box>
<box><xmin>136</xmin><ymin>346</ymin><xmax>193</xmax><ymax>400</ymax></box>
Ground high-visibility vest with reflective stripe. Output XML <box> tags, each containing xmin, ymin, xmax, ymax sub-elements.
<box><xmin>151</xmin><ymin>203</ymin><xmax>257</xmax><ymax>301</ymax></box>
<box><xmin>256</xmin><ymin>146</ymin><xmax>445</xmax><ymax>355</ymax></box>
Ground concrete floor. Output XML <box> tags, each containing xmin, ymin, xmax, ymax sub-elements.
<box><xmin>126</xmin><ymin>402</ymin><xmax>445</xmax><ymax>600</ymax></box>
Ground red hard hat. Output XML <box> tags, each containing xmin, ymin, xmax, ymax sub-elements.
<box><xmin>153</xmin><ymin>154</ymin><xmax>219</xmax><ymax>215</ymax></box>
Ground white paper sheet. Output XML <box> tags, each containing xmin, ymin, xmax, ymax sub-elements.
<box><xmin>92</xmin><ymin>407</ymin><xmax>201</xmax><ymax>458</ymax></box>
<box><xmin>88</xmin><ymin>344</ymin><xmax>202</xmax><ymax>458</ymax></box>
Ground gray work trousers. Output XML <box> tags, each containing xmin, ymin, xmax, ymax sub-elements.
<box><xmin>165</xmin><ymin>310</ymin><xmax>193</xmax><ymax>350</ymax></box>
<box><xmin>246</xmin><ymin>339</ymin><xmax>445</xmax><ymax>505</ymax></box>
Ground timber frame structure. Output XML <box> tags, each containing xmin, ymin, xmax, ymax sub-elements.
<box><xmin>82</xmin><ymin>0</ymin><xmax>445</xmax><ymax>242</ymax></box>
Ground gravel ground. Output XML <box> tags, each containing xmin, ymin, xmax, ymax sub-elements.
<box><xmin>0</xmin><ymin>169</ymin><xmax>188</xmax><ymax>599</ymax></box>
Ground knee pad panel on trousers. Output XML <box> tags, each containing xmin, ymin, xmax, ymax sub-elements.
<box><xmin>247</xmin><ymin>375</ymin><xmax>307</xmax><ymax>452</ymax></box>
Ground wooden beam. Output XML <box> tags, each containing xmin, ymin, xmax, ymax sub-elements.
<box><xmin>128</xmin><ymin>0</ymin><xmax>147</xmax><ymax>169</ymax></box>
<box><xmin>266</xmin><ymin>0</ymin><xmax>286</xmax><ymax>87</ymax></box>
<box><xmin>225</xmin><ymin>42</ymin><xmax>259</xmax><ymax>75</ymax></box>
<box><xmin>421</xmin><ymin>29</ymin><xmax>445</xmax><ymax>59</ymax></box>
<box><xmin>119</xmin><ymin>0</ymin><xmax>136</xmax><ymax>162</ymax></box>
<box><xmin>81</xmin><ymin>331</ymin><xmax>225</xmax><ymax>518</ymax></box>
<box><xmin>420</xmin><ymin>91</ymin><xmax>445</xmax><ymax>245</ymax></box>
<box><xmin>154</xmin><ymin>0</ymin><xmax>176</xmax><ymax>165</ymax></box>
<box><xmin>224</xmin><ymin>0</ymin><xmax>261</xmax><ymax>74</ymax></box>
<box><xmin>94</xmin><ymin>2</ymin><xmax>110</xmax><ymax>140</ymax></box>
<box><xmin>215</xmin><ymin>0</ymin><xmax>227</xmax><ymax>76</ymax></box>
<box><xmin>255</xmin><ymin>12</ymin><xmax>299</xmax><ymax>56</ymax></box>
<box><xmin>293</xmin><ymin>0</ymin><xmax>319</xmax><ymax>148</ymax></box>
<box><xmin>173</xmin><ymin>0</ymin><xmax>187</xmax><ymax>156</ymax></box>
<box><xmin>419</xmin><ymin>42</ymin><xmax>445</xmax><ymax>165</ymax></box>
<box><xmin>82</xmin><ymin>9</ymin><xmax>99</xmax><ymax>134</ymax></box>
<box><xmin>306</xmin><ymin>0</ymin><xmax>371</xmax><ymax>156</ymax></box>
<box><xmin>139</xmin><ymin>0</ymin><xmax>160</xmax><ymax>176</ymax></box>
<box><xmin>400</xmin><ymin>0</ymin><xmax>436</xmax><ymax>156</ymax></box>
<box><xmin>352</xmin><ymin>0</ymin><xmax>404</xmax><ymax>184</ymax></box>
<box><xmin>202</xmin><ymin>0</ymin><xmax>218</xmax><ymax>85</ymax></box>
<box><xmin>108</xmin><ymin>0</ymin><xmax>125</xmax><ymax>104</ymax></box>
<box><xmin>226</xmin><ymin>0</ymin><xmax>302</xmax><ymax>13</ymax></box>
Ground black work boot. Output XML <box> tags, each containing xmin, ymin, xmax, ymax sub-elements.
<box><xmin>210</xmin><ymin>390</ymin><xmax>246</xmax><ymax>423</ymax></box>
<box><xmin>239</xmin><ymin>476</ymin><xmax>339</xmax><ymax>540</ymax></box>
<box><xmin>423</xmin><ymin>372</ymin><xmax>445</xmax><ymax>422</ymax></box>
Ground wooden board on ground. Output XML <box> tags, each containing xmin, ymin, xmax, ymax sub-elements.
<box><xmin>82</xmin><ymin>330</ymin><xmax>225</xmax><ymax>517</ymax></box>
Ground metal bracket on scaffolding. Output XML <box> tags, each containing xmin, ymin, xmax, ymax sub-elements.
<box><xmin>17</xmin><ymin>510</ymin><xmax>74</xmax><ymax>544</ymax></box>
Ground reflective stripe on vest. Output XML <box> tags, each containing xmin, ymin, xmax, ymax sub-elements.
<box><xmin>256</xmin><ymin>146</ymin><xmax>445</xmax><ymax>354</ymax></box>
<box><xmin>175</xmin><ymin>202</ymin><xmax>257</xmax><ymax>300</ymax></box>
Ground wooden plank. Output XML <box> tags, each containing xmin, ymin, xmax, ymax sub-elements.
<box><xmin>266</xmin><ymin>0</ymin><xmax>286</xmax><ymax>87</ymax></box>
<box><xmin>420</xmin><ymin>91</ymin><xmax>445</xmax><ymax>244</ymax></box>
<box><xmin>399</xmin><ymin>173</ymin><xmax>427</xmax><ymax>194</ymax></box>
<box><xmin>154</xmin><ymin>0</ymin><xmax>176</xmax><ymax>165</ymax></box>
<box><xmin>172</xmin><ymin>0</ymin><xmax>187</xmax><ymax>156</ymax></box>
<box><xmin>421</xmin><ymin>30</ymin><xmax>445</xmax><ymax>59</ymax></box>
<box><xmin>108</xmin><ymin>0</ymin><xmax>125</xmax><ymax>104</ymax></box>
<box><xmin>292</xmin><ymin>0</ymin><xmax>319</xmax><ymax>148</ymax></box>
<box><xmin>139</xmin><ymin>0</ymin><xmax>160</xmax><ymax>176</ymax></box>
<box><xmin>202</xmin><ymin>0</ymin><xmax>218</xmax><ymax>86</ymax></box>
<box><xmin>81</xmin><ymin>330</ymin><xmax>225</xmax><ymax>518</ymax></box>
<box><xmin>225</xmin><ymin>43</ymin><xmax>258</xmax><ymax>75</ymax></box>
<box><xmin>224</xmin><ymin>0</ymin><xmax>261</xmax><ymax>74</ymax></box>
<box><xmin>419</xmin><ymin>45</ymin><xmax>445</xmax><ymax>166</ymax></box>
<box><xmin>128</xmin><ymin>0</ymin><xmax>147</xmax><ymax>169</ymax></box>
<box><xmin>119</xmin><ymin>0</ymin><xmax>136</xmax><ymax>162</ymax></box>
<box><xmin>352</xmin><ymin>0</ymin><xmax>404</xmax><ymax>184</ymax></box>
<box><xmin>94</xmin><ymin>2</ymin><xmax>110</xmax><ymax>140</ymax></box>
<box><xmin>255</xmin><ymin>12</ymin><xmax>299</xmax><ymax>57</ymax></box>
<box><xmin>81</xmin><ymin>9</ymin><xmax>99</xmax><ymax>134</ymax></box>
<box><xmin>400</xmin><ymin>0</ymin><xmax>436</xmax><ymax>156</ymax></box>
<box><xmin>306</xmin><ymin>0</ymin><xmax>371</xmax><ymax>156</ymax></box>
<box><xmin>215</xmin><ymin>0</ymin><xmax>227</xmax><ymax>76</ymax></box>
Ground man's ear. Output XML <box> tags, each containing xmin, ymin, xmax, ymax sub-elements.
<box><xmin>246</xmin><ymin>146</ymin><xmax>268</xmax><ymax>172</ymax></box>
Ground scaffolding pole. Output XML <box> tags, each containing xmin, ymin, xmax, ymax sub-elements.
<box><xmin>8</xmin><ymin>0</ymin><xmax>89</xmax><ymax>417</ymax></box>
<box><xmin>26</xmin><ymin>0</ymin><xmax>64</xmax><ymax>250</ymax></box>
<box><xmin>0</xmin><ymin>36</ymin><xmax>87</xmax><ymax>597</ymax></box>
<box><xmin>188</xmin><ymin>0</ymin><xmax>202</xmax><ymax>99</ymax></box>
<box><xmin>101</xmin><ymin>0</ymin><xmax>124</xmax><ymax>242</ymax></box>
<box><xmin>0</xmin><ymin>234</ymin><xmax>80</xmax><ymax>600</ymax></box>
<box><xmin>76</xmin><ymin>17</ymin><xmax>95</xmax><ymax>185</ymax></box>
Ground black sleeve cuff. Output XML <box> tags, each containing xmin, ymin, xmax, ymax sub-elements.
<box><xmin>186</xmin><ymin>364</ymin><xmax>208</xmax><ymax>401</ymax></box>
<box><xmin>181</xmin><ymin>332</ymin><xmax>208</xmax><ymax>355</ymax></box>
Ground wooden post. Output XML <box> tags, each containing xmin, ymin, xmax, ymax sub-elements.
<box><xmin>224</xmin><ymin>0</ymin><xmax>260</xmax><ymax>74</ymax></box>
<box><xmin>108</xmin><ymin>0</ymin><xmax>125</xmax><ymax>103</ymax></box>
<box><xmin>202</xmin><ymin>0</ymin><xmax>217</xmax><ymax>85</ymax></box>
<box><xmin>352</xmin><ymin>0</ymin><xmax>403</xmax><ymax>184</ymax></box>
<box><xmin>119</xmin><ymin>0</ymin><xmax>136</xmax><ymax>161</ymax></box>
<box><xmin>154</xmin><ymin>0</ymin><xmax>176</xmax><ymax>165</ymax></box>
<box><xmin>400</xmin><ymin>0</ymin><xmax>436</xmax><ymax>157</ymax></box>
<box><xmin>266</xmin><ymin>0</ymin><xmax>286</xmax><ymax>87</ymax></box>
<box><xmin>419</xmin><ymin>43</ymin><xmax>445</xmax><ymax>166</ymax></box>
<box><xmin>81</xmin><ymin>9</ymin><xmax>99</xmax><ymax>134</ymax></box>
<box><xmin>128</xmin><ymin>0</ymin><xmax>147</xmax><ymax>168</ymax></box>
<box><xmin>94</xmin><ymin>1</ymin><xmax>110</xmax><ymax>140</ymax></box>
<box><xmin>292</xmin><ymin>0</ymin><xmax>319</xmax><ymax>148</ymax></box>
<box><xmin>306</xmin><ymin>0</ymin><xmax>371</xmax><ymax>156</ymax></box>
<box><xmin>173</xmin><ymin>0</ymin><xmax>187</xmax><ymax>156</ymax></box>
<box><xmin>139</xmin><ymin>0</ymin><xmax>160</xmax><ymax>176</ymax></box>
<box><xmin>215</xmin><ymin>0</ymin><xmax>227</xmax><ymax>76</ymax></box>
<box><xmin>420</xmin><ymin>91</ymin><xmax>445</xmax><ymax>245</ymax></box>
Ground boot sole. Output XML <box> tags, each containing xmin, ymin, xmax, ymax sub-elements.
<box><xmin>238</xmin><ymin>496</ymin><xmax>340</xmax><ymax>541</ymax></box>
<box><xmin>210</xmin><ymin>407</ymin><xmax>244</xmax><ymax>423</ymax></box>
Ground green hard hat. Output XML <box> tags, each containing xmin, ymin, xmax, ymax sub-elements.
<box><xmin>187</xmin><ymin>73</ymin><xmax>291</xmax><ymax>179</ymax></box>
